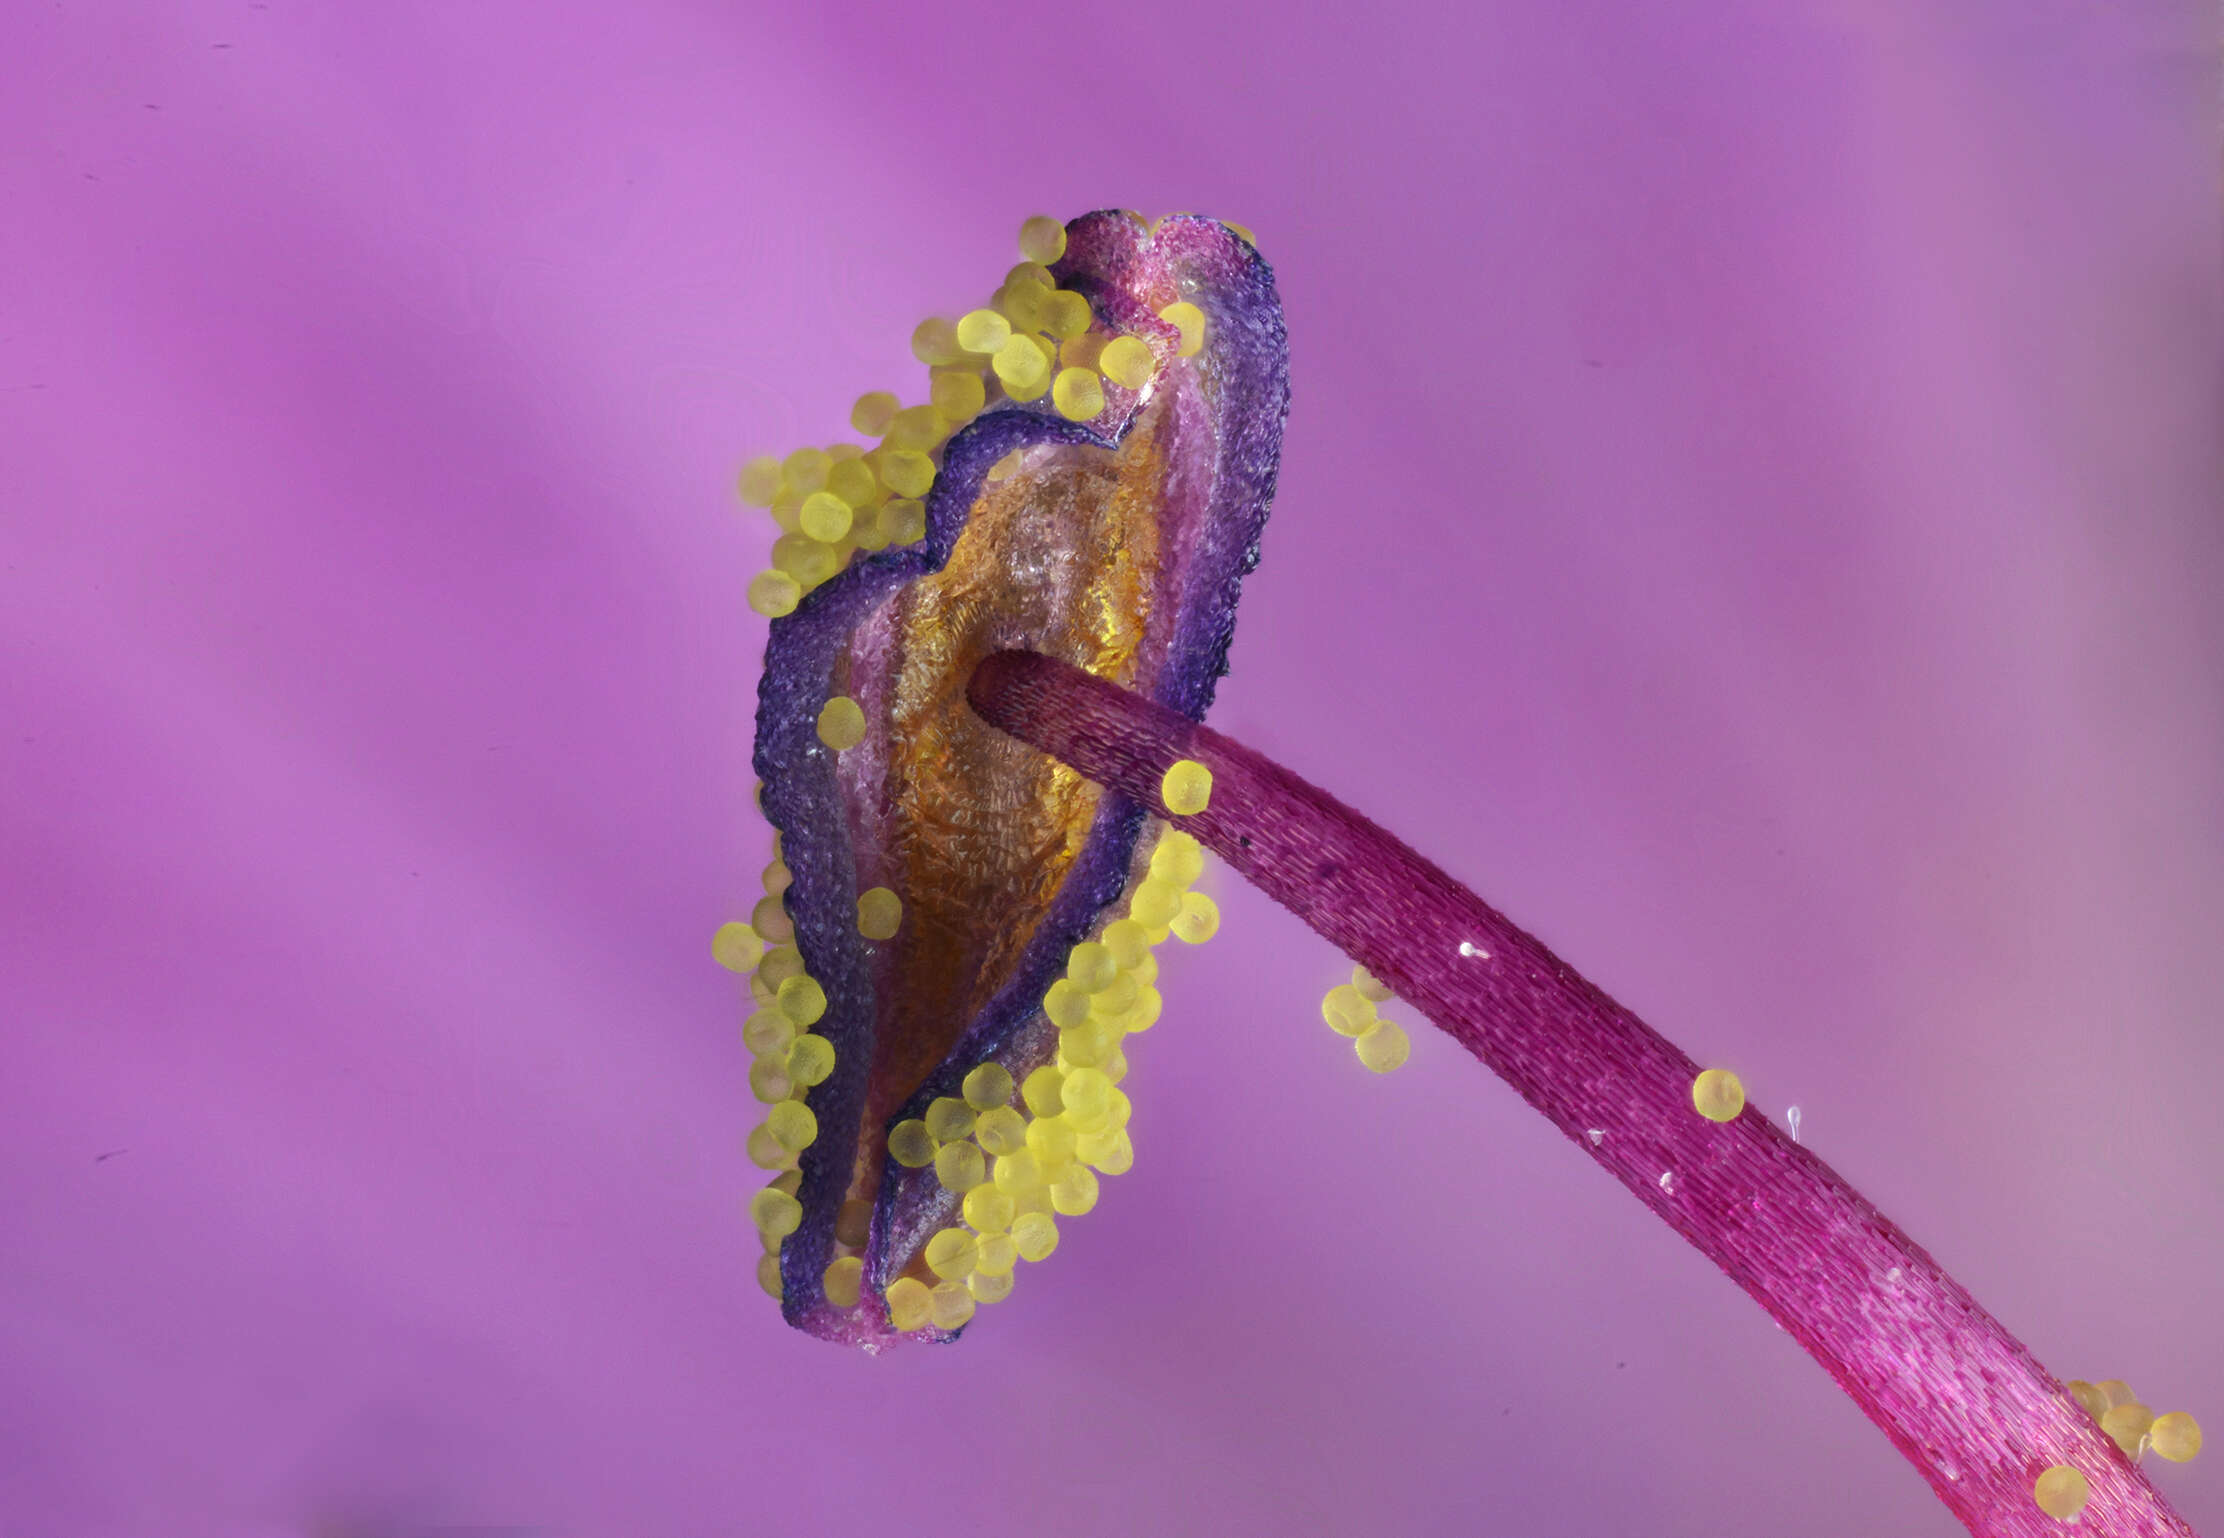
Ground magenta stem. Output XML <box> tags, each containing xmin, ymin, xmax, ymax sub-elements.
<box><xmin>968</xmin><ymin>649</ymin><xmax>2197</xmax><ymax>1538</ymax></box>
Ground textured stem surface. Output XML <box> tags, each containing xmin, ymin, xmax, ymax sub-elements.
<box><xmin>968</xmin><ymin>649</ymin><xmax>2197</xmax><ymax>1538</ymax></box>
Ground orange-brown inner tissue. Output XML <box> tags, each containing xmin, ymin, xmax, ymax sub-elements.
<box><xmin>858</xmin><ymin>406</ymin><xmax>1171</xmax><ymax>1142</ymax></box>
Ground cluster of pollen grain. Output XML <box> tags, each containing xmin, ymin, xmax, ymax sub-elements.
<box><xmin>734</xmin><ymin>213</ymin><xmax>1224</xmax><ymax>619</ymax></box>
<box><xmin>2064</xmin><ymin>1377</ymin><xmax>2203</xmax><ymax>1464</ymax></box>
<box><xmin>1319</xmin><ymin>963</ymin><xmax>1412</xmax><ymax>1075</ymax></box>
<box><xmin>2033</xmin><ymin>1465</ymin><xmax>2089</xmax><ymax>1521</ymax></box>
<box><xmin>1691</xmin><ymin>1068</ymin><xmax>1745</xmax><ymax>1123</ymax></box>
<box><xmin>875</xmin><ymin>824</ymin><xmax>1215</xmax><ymax>1331</ymax></box>
<box><xmin>730</xmin><ymin>841</ymin><xmax>853</xmax><ymax>1307</ymax></box>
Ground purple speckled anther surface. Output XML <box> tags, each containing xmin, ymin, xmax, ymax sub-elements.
<box><xmin>969</xmin><ymin>649</ymin><xmax>2200</xmax><ymax>1538</ymax></box>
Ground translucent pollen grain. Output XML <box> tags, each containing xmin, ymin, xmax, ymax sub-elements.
<box><xmin>925</xmin><ymin>1226</ymin><xmax>979</xmax><ymax>1281</ymax></box>
<box><xmin>756</xmin><ymin>1253</ymin><xmax>783</xmax><ymax>1299</ymax></box>
<box><xmin>1351</xmin><ymin>964</ymin><xmax>1393</xmax><ymax>1003</ymax></box>
<box><xmin>816</xmin><ymin>695</ymin><xmax>867</xmax><ymax>750</ymax></box>
<box><xmin>963</xmin><ymin>1184</ymin><xmax>1017</xmax><ymax>1234</ymax></box>
<box><xmin>711</xmin><ymin>921</ymin><xmax>765</xmax><ymax>973</ymax></box>
<box><xmin>766</xmin><ymin>1100</ymin><xmax>817</xmax><ymax>1153</ymax></box>
<box><xmin>1017</xmin><ymin>214</ymin><xmax>1067</xmax><ymax>265</ymax></box>
<box><xmin>879</xmin><ymin>449</ymin><xmax>936</xmax><ymax>498</ymax></box>
<box><xmin>1052</xmin><ymin>366</ymin><xmax>1105</xmax><ymax>421</ymax></box>
<box><xmin>1158</xmin><ymin>301</ymin><xmax>1206</xmax><ymax>356</ymax></box>
<box><xmin>784</xmin><ymin>1033</ymin><xmax>834</xmax><ymax>1087</ymax></box>
<box><xmin>967</xmin><ymin>1268</ymin><xmax>1015</xmax><ymax>1305</ymax></box>
<box><xmin>1692</xmin><ymin>1068</ymin><xmax>1746</xmax><ymax>1122</ymax></box>
<box><xmin>738</xmin><ymin>455</ymin><xmax>784</xmax><ymax>507</ymax></box>
<box><xmin>1322</xmin><ymin>983</ymin><xmax>1377</xmax><ymax>1036</ymax></box>
<box><xmin>822</xmin><ymin>1256</ymin><xmax>863</xmax><ymax>1308</ymax></box>
<box><xmin>962</xmin><ymin>1062</ymin><xmax>1015</xmax><ymax>1111</ymax></box>
<box><xmin>885</xmin><ymin>1276</ymin><xmax>933</xmax><ymax>1331</ymax></box>
<box><xmin>911</xmin><ymin>316</ymin><xmax>963</xmax><ymax>366</ymax></box>
<box><xmin>928</xmin><ymin>1282</ymin><xmax>976</xmax><ymax>1330</ymax></box>
<box><xmin>849</xmin><ymin>391</ymin><xmax>900</xmax><ymax>437</ymax></box>
<box><xmin>2102</xmin><ymin>1403</ymin><xmax>2156</xmax><ymax>1457</ymax></box>
<box><xmin>776</xmin><ymin>974</ymin><xmax>828</xmax><ymax>1026</ymax></box>
<box><xmin>925</xmin><ymin>1096</ymin><xmax>977</xmax><ymax>1143</ymax></box>
<box><xmin>975</xmin><ymin>1106</ymin><xmax>1028</xmax><ymax>1157</ymax></box>
<box><xmin>856</xmin><ymin>885</ymin><xmax>903</xmax><ymax>939</ymax></box>
<box><xmin>2150</xmin><ymin>1411</ymin><xmax>2202</xmax><ymax>1462</ymax></box>
<box><xmin>2099</xmin><ymin>1380</ymin><xmax>2140</xmax><ymax>1410</ymax></box>
<box><xmin>1355</xmin><ymin>1018</ymin><xmax>1411</xmax><ymax>1073</ymax></box>
<box><xmin>749</xmin><ymin>1186</ymin><xmax>802</xmax><ymax>1239</ymax></box>
<box><xmin>934</xmin><ymin>1140</ymin><xmax>985</xmax><ymax>1193</ymax></box>
<box><xmin>1067</xmin><ymin>941</ymin><xmax>1118</xmax><ymax>993</ymax></box>
<box><xmin>2032</xmin><ymin>1465</ymin><xmax>2088</xmax><ymax>1521</ymax></box>
<box><xmin>888</xmin><ymin>1118</ymin><xmax>937</xmax><ymax>1168</ymax></box>
<box><xmin>956</xmin><ymin>308</ymin><xmax>1012</xmax><ymax>354</ymax></box>
<box><xmin>1022</xmin><ymin>1065</ymin><xmax>1066</xmax><ymax>1118</ymax></box>
<box><xmin>1161</xmin><ymin>759</ymin><xmax>1213</xmax><ymax>816</ymax></box>
<box><xmin>1170</xmin><ymin>891</ymin><xmax>1219</xmax><ymax>943</ymax></box>
<box><xmin>1100</xmin><ymin>335</ymin><xmax>1156</xmax><ymax>390</ymax></box>
<box><xmin>747</xmin><ymin>569</ymin><xmax>801</xmax><ymax>618</ymax></box>
<box><xmin>929</xmin><ymin>368</ymin><xmax>986</xmax><ymax>421</ymax></box>
<box><xmin>1043</xmin><ymin>291</ymin><xmax>1093</xmax><ymax>341</ymax></box>
<box><xmin>2067</xmin><ymin>1380</ymin><xmax>2109</xmax><ymax>1420</ymax></box>
<box><xmin>799</xmin><ymin>490</ymin><xmax>853</xmax><ymax>542</ymax></box>
<box><xmin>1011</xmin><ymin>1210</ymin><xmax>1060</xmax><ymax>1262</ymax></box>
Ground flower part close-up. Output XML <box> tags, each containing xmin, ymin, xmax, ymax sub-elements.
<box><xmin>729</xmin><ymin>212</ymin><xmax>1286</xmax><ymax>1345</ymax></box>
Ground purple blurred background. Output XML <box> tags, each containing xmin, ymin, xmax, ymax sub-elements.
<box><xmin>4</xmin><ymin>3</ymin><xmax>2218</xmax><ymax>1535</ymax></box>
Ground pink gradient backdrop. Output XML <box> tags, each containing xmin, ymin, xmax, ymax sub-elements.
<box><xmin>3</xmin><ymin>3</ymin><xmax>2217</xmax><ymax>1535</ymax></box>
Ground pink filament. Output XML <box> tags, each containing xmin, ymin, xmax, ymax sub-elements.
<box><xmin>968</xmin><ymin>649</ymin><xmax>2197</xmax><ymax>1538</ymax></box>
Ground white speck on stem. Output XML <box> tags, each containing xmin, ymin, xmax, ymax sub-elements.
<box><xmin>1457</xmin><ymin>940</ymin><xmax>1491</xmax><ymax>960</ymax></box>
<box><xmin>1585</xmin><ymin>1129</ymin><xmax>1605</xmax><ymax>1146</ymax></box>
<box><xmin>1787</xmin><ymin>1105</ymin><xmax>1802</xmax><ymax>1144</ymax></box>
<box><xmin>1658</xmin><ymin>1170</ymin><xmax>1675</xmax><ymax>1193</ymax></box>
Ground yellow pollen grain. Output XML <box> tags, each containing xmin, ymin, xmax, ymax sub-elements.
<box><xmin>1122</xmin><ymin>986</ymin><xmax>1163</xmax><ymax>1033</ymax></box>
<box><xmin>2098</xmin><ymin>1380</ymin><xmax>2140</xmax><ymax>1410</ymax></box>
<box><xmin>885</xmin><ymin>1275</ymin><xmax>933</xmax><ymax>1330</ymax></box>
<box><xmin>962</xmin><ymin>1062</ymin><xmax>1015</xmax><ymax>1111</ymax></box>
<box><xmin>1151</xmin><ymin>829</ymin><xmax>1205</xmax><ymax>885</ymax></box>
<box><xmin>925</xmin><ymin>1226</ymin><xmax>979</xmax><ymax>1280</ymax></box>
<box><xmin>773</xmin><ymin>532</ymin><xmax>839</xmax><ymax>586</ymax></box>
<box><xmin>847</xmin><ymin>503</ymin><xmax>889</xmax><ymax>552</ymax></box>
<box><xmin>975</xmin><ymin>1231</ymin><xmax>1018</xmax><ymax>1274</ymax></box>
<box><xmin>1056</xmin><ymin>1020</ymin><xmax>1115</xmax><ymax>1070</ymax></box>
<box><xmin>963</xmin><ymin>1184</ymin><xmax>1017</xmax><ymax>1234</ymax></box>
<box><xmin>992</xmin><ymin>333</ymin><xmax>1051</xmax><ymax>392</ymax></box>
<box><xmin>1018</xmin><ymin>215</ymin><xmax>1068</xmax><ymax>265</ymax></box>
<box><xmin>967</xmin><ymin>1268</ymin><xmax>1015</xmax><ymax>1305</ymax></box>
<box><xmin>746</xmin><ymin>1122</ymin><xmax>795</xmax><ymax>1171</ymax></box>
<box><xmin>798</xmin><ymin>491</ymin><xmax>852</xmax><ymax>543</ymax></box>
<box><xmin>785</xmin><ymin>1033</ymin><xmax>834</xmax><ymax>1087</ymax></box>
<box><xmin>826</xmin><ymin>454</ymin><xmax>880</xmax><ymax>509</ymax></box>
<box><xmin>1101</xmin><ymin>1046</ymin><xmax>1130</xmax><ymax>1086</ymax></box>
<box><xmin>911</xmin><ymin>316</ymin><xmax>963</xmax><ymax>366</ymax></box>
<box><xmin>756</xmin><ymin>1253</ymin><xmax>783</xmax><ymax>1299</ymax></box>
<box><xmin>749</xmin><ymin>1185</ymin><xmax>802</xmax><ymax>1239</ymax></box>
<box><xmin>1352</xmin><ymin>964</ymin><xmax>1394</xmax><ymax>1003</ymax></box>
<box><xmin>738</xmin><ymin>455</ymin><xmax>784</xmax><ymax>507</ymax></box>
<box><xmin>1102</xmin><ymin>919</ymin><xmax>1152</xmax><ymax>970</ymax></box>
<box><xmin>884</xmin><ymin>404</ymin><xmax>947</xmax><ymax>452</ymax></box>
<box><xmin>817</xmin><ymin>695</ymin><xmax>867</xmax><ymax>750</ymax></box>
<box><xmin>1225</xmin><ymin>220</ymin><xmax>1257</xmax><ymax>245</ymax></box>
<box><xmin>776</xmin><ymin>973</ymin><xmax>828</xmax><ymax>1026</ymax></box>
<box><xmin>1171</xmin><ymin>891</ymin><xmax>1220</xmax><ymax>944</ymax></box>
<box><xmin>1022</xmin><ymin>1065</ymin><xmax>1066</xmax><ymax>1118</ymax></box>
<box><xmin>991</xmin><ymin>1150</ymin><xmax>1044</xmax><ymax>1202</ymax></box>
<box><xmin>1005</xmin><ymin>261</ymin><xmax>1055</xmax><ymax>291</ymax></box>
<box><xmin>1130</xmin><ymin>878</ymin><xmax>1181</xmax><ymax>929</ymax></box>
<box><xmin>712</xmin><ymin>921</ymin><xmax>765</xmax><ymax>974</ymax></box>
<box><xmin>879</xmin><ymin>448</ymin><xmax>936</xmax><ymax>499</ymax></box>
<box><xmin>850</xmin><ymin>391</ymin><xmax>900</xmax><ymax>437</ymax></box>
<box><xmin>742</xmin><ymin>1009</ymin><xmax>794</xmax><ymax>1059</ymax></box>
<box><xmin>1026</xmin><ymin>1114</ymin><xmax>1077</xmax><ymax>1167</ymax></box>
<box><xmin>768</xmin><ymin>495</ymin><xmax>803</xmax><ymax>535</ymax></box>
<box><xmin>1049</xmin><ymin>1164</ymin><xmax>1099</xmax><ymax>1217</ymax></box>
<box><xmin>975</xmin><ymin>1106</ymin><xmax>1028</xmax><ymax>1157</ymax></box>
<box><xmin>747</xmin><ymin>569</ymin><xmax>801</xmax><ymax>618</ymax></box>
<box><xmin>748</xmin><ymin>1055</ymin><xmax>794</xmax><ymax>1104</ymax></box>
<box><xmin>888</xmin><ymin>1118</ymin><xmax>937</xmax><ymax>1168</ymax></box>
<box><xmin>1043</xmin><ymin>978</ymin><xmax>1092</xmax><ymax>1029</ymax></box>
<box><xmin>1090</xmin><ymin>971</ymin><xmax>1139</xmax><ymax>1016</ymax></box>
<box><xmin>1011</xmin><ymin>1210</ymin><xmax>1060</xmax><ymax>1262</ymax></box>
<box><xmin>761</xmin><ymin>946</ymin><xmax>810</xmax><ymax>992</ymax></box>
<box><xmin>929</xmin><ymin>1281</ymin><xmax>976</xmax><ymax>1330</ymax></box>
<box><xmin>1322</xmin><ymin>983</ymin><xmax>1377</xmax><ymax>1036</ymax></box>
<box><xmin>1078</xmin><ymin>1126</ymin><xmax>1133</xmax><ymax>1175</ymax></box>
<box><xmin>766</xmin><ymin>1100</ymin><xmax>817</xmax><ymax>1152</ymax></box>
<box><xmin>1052</xmin><ymin>366</ymin><xmax>1105</xmax><ymax>421</ymax></box>
<box><xmin>1060</xmin><ymin>333</ymin><xmax>1106</xmax><ymax>373</ymax></box>
<box><xmin>2067</xmin><ymin>1381</ymin><xmax>2108</xmax><ymax>1419</ymax></box>
<box><xmin>1043</xmin><ymin>291</ymin><xmax>1093</xmax><ymax>341</ymax></box>
<box><xmin>929</xmin><ymin>368</ymin><xmax>987</xmax><ymax>421</ymax></box>
<box><xmin>956</xmin><ymin>308</ymin><xmax>1012</xmax><ymax>354</ymax></box>
<box><xmin>2151</xmin><ymin>1411</ymin><xmax>2202</xmax><ymax>1462</ymax></box>
<box><xmin>2033</xmin><ymin>1465</ymin><xmax>2088</xmax><ymax>1521</ymax></box>
<box><xmin>1158</xmin><ymin>301</ymin><xmax>1206</xmax><ymax>356</ymax></box>
<box><xmin>1100</xmin><ymin>335</ymin><xmax>1157</xmax><ymax>390</ymax></box>
<box><xmin>1692</xmin><ymin>1068</ymin><xmax>1745</xmax><ymax>1122</ymax></box>
<box><xmin>885</xmin><ymin>498</ymin><xmax>927</xmax><ymax>544</ymax></box>
<box><xmin>2102</xmin><ymin>1403</ymin><xmax>2156</xmax><ymax>1457</ymax></box>
<box><xmin>925</xmin><ymin>1096</ymin><xmax>976</xmax><ymax>1142</ymax></box>
<box><xmin>1161</xmin><ymin>759</ymin><xmax>1212</xmax><ymax>816</ymax></box>
<box><xmin>751</xmin><ymin>894</ymin><xmax>794</xmax><ymax>944</ymax></box>
<box><xmin>822</xmin><ymin>1255</ymin><xmax>863</xmax><ymax>1308</ymax></box>
<box><xmin>857</xmin><ymin>886</ymin><xmax>903</xmax><ymax>940</ymax></box>
<box><xmin>1067</xmin><ymin>941</ymin><xmax>1117</xmax><ymax>993</ymax></box>
<box><xmin>1062</xmin><ymin>1067</ymin><xmax>1112</xmax><ymax>1120</ymax></box>
<box><xmin>761</xmin><ymin>858</ymin><xmax>792</xmax><ymax>896</ymax></box>
<box><xmin>986</xmin><ymin>449</ymin><xmax>1023</xmax><ymax>482</ymax></box>
<box><xmin>996</xmin><ymin>279</ymin><xmax>1046</xmax><ymax>332</ymax></box>
<box><xmin>1355</xmin><ymin>1019</ymin><xmax>1411</xmax><ymax>1074</ymax></box>
<box><xmin>782</xmin><ymin>447</ymin><xmax>831</xmax><ymax>493</ymax></box>
<box><xmin>934</xmin><ymin>1140</ymin><xmax>985</xmax><ymax>1193</ymax></box>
